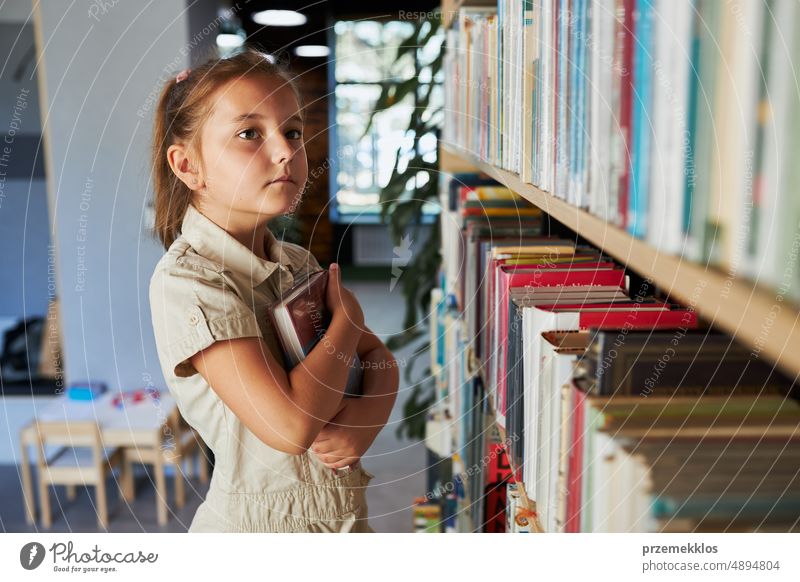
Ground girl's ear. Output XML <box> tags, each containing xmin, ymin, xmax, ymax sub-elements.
<box><xmin>166</xmin><ymin>143</ymin><xmax>204</xmax><ymax>191</ymax></box>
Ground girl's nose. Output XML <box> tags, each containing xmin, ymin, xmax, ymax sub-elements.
<box><xmin>269</xmin><ymin>135</ymin><xmax>294</xmax><ymax>165</ymax></box>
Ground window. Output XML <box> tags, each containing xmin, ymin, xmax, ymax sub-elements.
<box><xmin>330</xmin><ymin>19</ymin><xmax>444</xmax><ymax>223</ymax></box>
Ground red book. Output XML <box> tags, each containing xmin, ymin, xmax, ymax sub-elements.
<box><xmin>539</xmin><ymin>303</ymin><xmax>699</xmax><ymax>329</ymax></box>
<box><xmin>483</xmin><ymin>255</ymin><xmax>615</xmax><ymax>372</ymax></box>
<box><xmin>267</xmin><ymin>270</ymin><xmax>363</xmax><ymax>397</ymax></box>
<box><xmin>482</xmin><ymin>440</ymin><xmax>513</xmax><ymax>533</ymax></box>
<box><xmin>492</xmin><ymin>266</ymin><xmax>628</xmax><ymax>424</ymax></box>
<box><xmin>565</xmin><ymin>380</ymin><xmax>587</xmax><ymax>533</ymax></box>
<box><xmin>617</xmin><ymin>0</ymin><xmax>636</xmax><ymax>227</ymax></box>
<box><xmin>474</xmin><ymin>236</ymin><xmax>577</xmax><ymax>355</ymax></box>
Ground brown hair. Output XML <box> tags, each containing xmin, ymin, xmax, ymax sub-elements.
<box><xmin>150</xmin><ymin>47</ymin><xmax>303</xmax><ymax>249</ymax></box>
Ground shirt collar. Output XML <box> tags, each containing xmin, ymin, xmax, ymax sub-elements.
<box><xmin>180</xmin><ymin>203</ymin><xmax>293</xmax><ymax>288</ymax></box>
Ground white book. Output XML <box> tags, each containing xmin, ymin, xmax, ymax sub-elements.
<box><xmin>521</xmin><ymin>306</ymin><xmax>579</xmax><ymax>499</ymax></box>
<box><xmin>521</xmin><ymin>0</ymin><xmax>537</xmax><ymax>184</ymax></box>
<box><xmin>555</xmin><ymin>0</ymin><xmax>571</xmax><ymax>200</ymax></box>
<box><xmin>536</xmin><ymin>331</ymin><xmax>585</xmax><ymax>533</ymax></box>
<box><xmin>540</xmin><ymin>0</ymin><xmax>554</xmax><ymax>191</ymax></box>
<box><xmin>578</xmin><ymin>393</ymin><xmax>597</xmax><ymax>532</ymax></box>
<box><xmin>725</xmin><ymin>0</ymin><xmax>763</xmax><ymax>275</ymax></box>
<box><xmin>585</xmin><ymin>428</ymin><xmax>618</xmax><ymax>532</ymax></box>
<box><xmin>647</xmin><ymin>0</ymin><xmax>677</xmax><ymax>255</ymax></box>
<box><xmin>589</xmin><ymin>0</ymin><xmax>616</xmax><ymax>222</ymax></box>
<box><xmin>754</xmin><ymin>0</ymin><xmax>796</xmax><ymax>286</ymax></box>
<box><xmin>555</xmin><ymin>379</ymin><xmax>573</xmax><ymax>532</ymax></box>
<box><xmin>662</xmin><ymin>1</ymin><xmax>693</xmax><ymax>256</ymax></box>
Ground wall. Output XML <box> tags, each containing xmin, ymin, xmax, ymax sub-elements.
<box><xmin>31</xmin><ymin>0</ymin><xmax>210</xmax><ymax>392</ymax></box>
<box><xmin>1</xmin><ymin>1</ymin><xmax>230</xmax><ymax>463</ymax></box>
<box><xmin>0</xmin><ymin>17</ymin><xmax>49</xmax><ymax>324</ymax></box>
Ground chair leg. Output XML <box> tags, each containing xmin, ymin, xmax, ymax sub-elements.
<box><xmin>66</xmin><ymin>484</ymin><xmax>76</xmax><ymax>501</ymax></box>
<box><xmin>154</xmin><ymin>455</ymin><xmax>168</xmax><ymax>526</ymax></box>
<box><xmin>96</xmin><ymin>476</ymin><xmax>108</xmax><ymax>530</ymax></box>
<box><xmin>20</xmin><ymin>439</ymin><xmax>36</xmax><ymax>525</ymax></box>
<box><xmin>39</xmin><ymin>478</ymin><xmax>51</xmax><ymax>529</ymax></box>
<box><xmin>121</xmin><ymin>453</ymin><xmax>135</xmax><ymax>502</ymax></box>
<box><xmin>174</xmin><ymin>459</ymin><xmax>185</xmax><ymax>509</ymax></box>
<box><xmin>188</xmin><ymin>455</ymin><xmax>197</xmax><ymax>480</ymax></box>
<box><xmin>198</xmin><ymin>445</ymin><xmax>209</xmax><ymax>484</ymax></box>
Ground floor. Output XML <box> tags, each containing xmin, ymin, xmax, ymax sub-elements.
<box><xmin>0</xmin><ymin>279</ymin><xmax>429</xmax><ymax>533</ymax></box>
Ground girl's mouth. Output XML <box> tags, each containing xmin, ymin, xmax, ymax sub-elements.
<box><xmin>267</xmin><ymin>174</ymin><xmax>294</xmax><ymax>185</ymax></box>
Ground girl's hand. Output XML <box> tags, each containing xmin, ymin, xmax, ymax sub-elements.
<box><xmin>309</xmin><ymin>399</ymin><xmax>378</xmax><ymax>470</ymax></box>
<box><xmin>325</xmin><ymin>264</ymin><xmax>365</xmax><ymax>331</ymax></box>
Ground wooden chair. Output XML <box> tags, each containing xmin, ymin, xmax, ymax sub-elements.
<box><xmin>121</xmin><ymin>408</ymin><xmax>209</xmax><ymax>525</ymax></box>
<box><xmin>33</xmin><ymin>420</ymin><xmax>128</xmax><ymax>529</ymax></box>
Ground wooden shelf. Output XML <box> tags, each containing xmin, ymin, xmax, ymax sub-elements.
<box><xmin>440</xmin><ymin>143</ymin><xmax>800</xmax><ymax>381</ymax></box>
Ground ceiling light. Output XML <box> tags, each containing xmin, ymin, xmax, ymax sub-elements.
<box><xmin>294</xmin><ymin>45</ymin><xmax>330</xmax><ymax>58</ymax></box>
<box><xmin>252</xmin><ymin>9</ymin><xmax>307</xmax><ymax>26</ymax></box>
<box><xmin>216</xmin><ymin>33</ymin><xmax>244</xmax><ymax>49</ymax></box>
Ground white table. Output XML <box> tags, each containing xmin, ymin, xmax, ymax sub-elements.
<box><xmin>19</xmin><ymin>390</ymin><xmax>179</xmax><ymax>526</ymax></box>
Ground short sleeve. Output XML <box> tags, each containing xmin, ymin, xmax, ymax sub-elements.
<box><xmin>306</xmin><ymin>251</ymin><xmax>322</xmax><ymax>272</ymax></box>
<box><xmin>149</xmin><ymin>261</ymin><xmax>262</xmax><ymax>378</ymax></box>
<box><xmin>281</xmin><ymin>241</ymin><xmax>323</xmax><ymax>279</ymax></box>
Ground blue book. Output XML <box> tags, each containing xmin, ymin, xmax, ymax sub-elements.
<box><xmin>629</xmin><ymin>0</ymin><xmax>654</xmax><ymax>238</ymax></box>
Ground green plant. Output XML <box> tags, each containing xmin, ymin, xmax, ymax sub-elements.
<box><xmin>361</xmin><ymin>15</ymin><xmax>444</xmax><ymax>441</ymax></box>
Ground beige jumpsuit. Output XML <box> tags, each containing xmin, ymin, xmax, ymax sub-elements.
<box><xmin>149</xmin><ymin>203</ymin><xmax>374</xmax><ymax>533</ymax></box>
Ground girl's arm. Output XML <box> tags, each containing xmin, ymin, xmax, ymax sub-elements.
<box><xmin>310</xmin><ymin>328</ymin><xmax>399</xmax><ymax>469</ymax></box>
<box><xmin>351</xmin><ymin>327</ymin><xmax>399</xmax><ymax>416</ymax></box>
<box><xmin>189</xmin><ymin>265</ymin><xmax>364</xmax><ymax>455</ymax></box>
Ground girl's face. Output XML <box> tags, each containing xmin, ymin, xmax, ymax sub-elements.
<box><xmin>196</xmin><ymin>73</ymin><xmax>308</xmax><ymax>219</ymax></box>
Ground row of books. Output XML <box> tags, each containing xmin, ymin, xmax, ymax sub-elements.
<box><xmin>434</xmin><ymin>171</ymin><xmax>550</xmax><ymax>531</ymax></box>
<box><xmin>526</xmin><ymin>329</ymin><xmax>800</xmax><ymax>532</ymax></box>
<box><xmin>429</xmin><ymin>173</ymin><xmax>800</xmax><ymax>532</ymax></box>
<box><xmin>442</xmin><ymin>0</ymin><xmax>800</xmax><ymax>302</ymax></box>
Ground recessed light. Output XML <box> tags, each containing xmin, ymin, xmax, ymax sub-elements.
<box><xmin>294</xmin><ymin>45</ymin><xmax>330</xmax><ymax>58</ymax></box>
<box><xmin>252</xmin><ymin>9</ymin><xmax>307</xmax><ymax>27</ymax></box>
<box><xmin>216</xmin><ymin>33</ymin><xmax>244</xmax><ymax>48</ymax></box>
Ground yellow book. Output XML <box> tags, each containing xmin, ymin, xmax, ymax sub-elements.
<box><xmin>491</xmin><ymin>244</ymin><xmax>575</xmax><ymax>258</ymax></box>
<box><xmin>468</xmin><ymin>186</ymin><xmax>522</xmax><ymax>200</ymax></box>
<box><xmin>469</xmin><ymin>207</ymin><xmax>540</xmax><ymax>216</ymax></box>
<box><xmin>502</xmin><ymin>256</ymin><xmax>593</xmax><ymax>266</ymax></box>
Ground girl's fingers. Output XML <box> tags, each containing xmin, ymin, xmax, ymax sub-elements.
<box><xmin>328</xmin><ymin>457</ymin><xmax>357</xmax><ymax>470</ymax></box>
<box><xmin>311</xmin><ymin>443</ymin><xmax>332</xmax><ymax>455</ymax></box>
<box><xmin>316</xmin><ymin>450</ymin><xmax>351</xmax><ymax>465</ymax></box>
<box><xmin>313</xmin><ymin>448</ymin><xmax>339</xmax><ymax>461</ymax></box>
<box><xmin>318</xmin><ymin>454</ymin><xmax>338</xmax><ymax>466</ymax></box>
<box><xmin>321</xmin><ymin>457</ymin><xmax>349</xmax><ymax>470</ymax></box>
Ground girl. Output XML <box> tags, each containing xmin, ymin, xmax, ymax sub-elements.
<box><xmin>148</xmin><ymin>48</ymin><xmax>399</xmax><ymax>533</ymax></box>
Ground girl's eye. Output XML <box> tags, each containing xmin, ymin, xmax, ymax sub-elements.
<box><xmin>286</xmin><ymin>128</ymin><xmax>303</xmax><ymax>140</ymax></box>
<box><xmin>237</xmin><ymin>128</ymin><xmax>260</xmax><ymax>140</ymax></box>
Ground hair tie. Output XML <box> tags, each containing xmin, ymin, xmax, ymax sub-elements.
<box><xmin>175</xmin><ymin>68</ymin><xmax>192</xmax><ymax>83</ymax></box>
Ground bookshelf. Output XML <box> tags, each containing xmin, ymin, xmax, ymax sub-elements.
<box><xmin>431</xmin><ymin>0</ymin><xmax>800</xmax><ymax>533</ymax></box>
<box><xmin>440</xmin><ymin>143</ymin><xmax>800</xmax><ymax>381</ymax></box>
<box><xmin>437</xmin><ymin>146</ymin><xmax>548</xmax><ymax>532</ymax></box>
